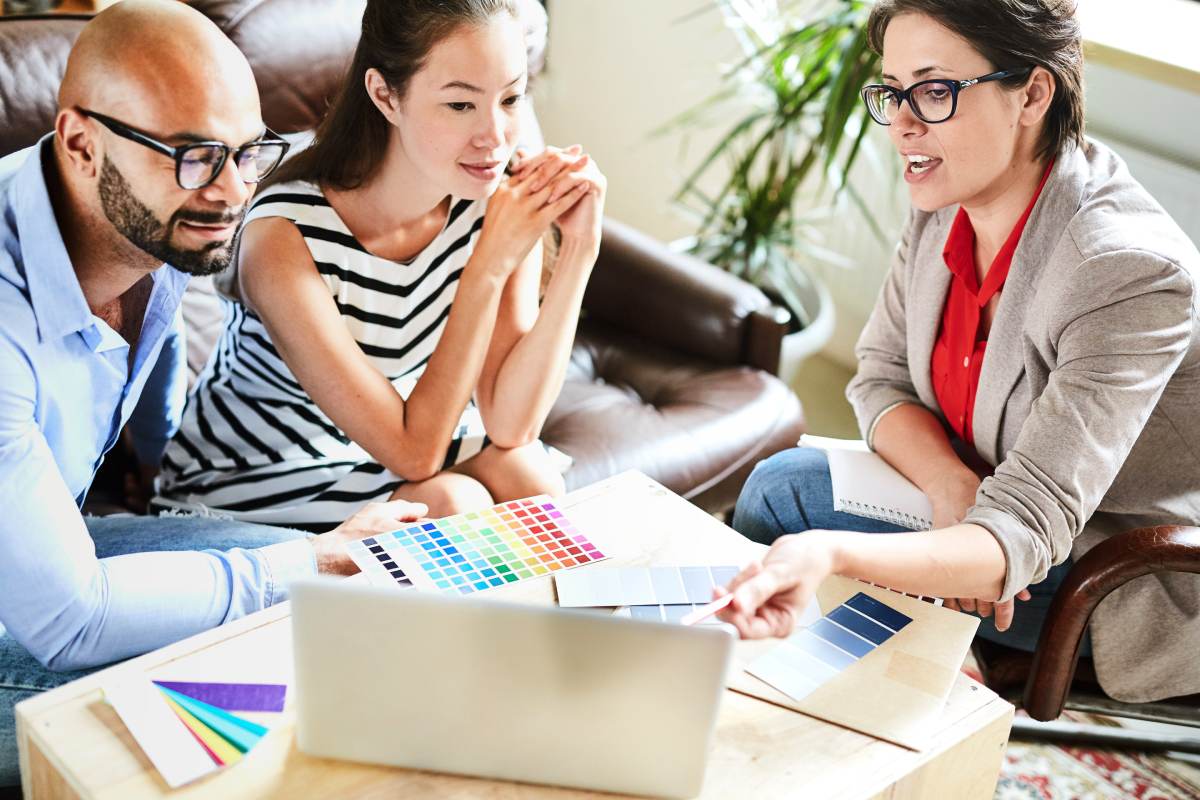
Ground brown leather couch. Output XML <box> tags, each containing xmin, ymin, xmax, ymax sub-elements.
<box><xmin>0</xmin><ymin>0</ymin><xmax>805</xmax><ymax>513</ymax></box>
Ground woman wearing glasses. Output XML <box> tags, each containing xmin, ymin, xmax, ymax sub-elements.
<box><xmin>155</xmin><ymin>0</ymin><xmax>604</xmax><ymax>529</ymax></box>
<box><xmin>726</xmin><ymin>0</ymin><xmax>1200</xmax><ymax>704</ymax></box>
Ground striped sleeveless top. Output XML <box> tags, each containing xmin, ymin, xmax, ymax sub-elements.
<box><xmin>156</xmin><ymin>180</ymin><xmax>491</xmax><ymax>529</ymax></box>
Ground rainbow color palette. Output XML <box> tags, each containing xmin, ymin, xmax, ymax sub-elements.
<box><xmin>103</xmin><ymin>678</ymin><xmax>275</xmax><ymax>788</ymax></box>
<box><xmin>747</xmin><ymin>592</ymin><xmax>912</xmax><ymax>702</ymax></box>
<box><xmin>346</xmin><ymin>495</ymin><xmax>607</xmax><ymax>594</ymax></box>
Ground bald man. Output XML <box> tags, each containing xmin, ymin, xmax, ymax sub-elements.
<box><xmin>0</xmin><ymin>2</ymin><xmax>423</xmax><ymax>786</ymax></box>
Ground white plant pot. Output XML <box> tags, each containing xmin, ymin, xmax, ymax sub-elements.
<box><xmin>777</xmin><ymin>273</ymin><xmax>835</xmax><ymax>388</ymax></box>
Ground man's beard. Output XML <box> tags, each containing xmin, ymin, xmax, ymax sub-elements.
<box><xmin>98</xmin><ymin>157</ymin><xmax>245</xmax><ymax>277</ymax></box>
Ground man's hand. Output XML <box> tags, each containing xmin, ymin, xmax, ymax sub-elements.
<box><xmin>311</xmin><ymin>500</ymin><xmax>429</xmax><ymax>576</ymax></box>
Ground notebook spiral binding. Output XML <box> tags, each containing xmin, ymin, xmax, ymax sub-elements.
<box><xmin>839</xmin><ymin>500</ymin><xmax>932</xmax><ymax>531</ymax></box>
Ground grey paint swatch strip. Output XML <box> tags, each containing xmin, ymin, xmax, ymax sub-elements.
<box><xmin>555</xmin><ymin>565</ymin><xmax>740</xmax><ymax>608</ymax></box>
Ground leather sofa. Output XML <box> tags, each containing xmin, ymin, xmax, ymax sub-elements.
<box><xmin>0</xmin><ymin>0</ymin><xmax>805</xmax><ymax>513</ymax></box>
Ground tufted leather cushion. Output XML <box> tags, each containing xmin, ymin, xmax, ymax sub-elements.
<box><xmin>585</xmin><ymin>218</ymin><xmax>779</xmax><ymax>367</ymax></box>
<box><xmin>0</xmin><ymin>15</ymin><xmax>88</xmax><ymax>156</ymax></box>
<box><xmin>189</xmin><ymin>0</ymin><xmax>366</xmax><ymax>133</ymax></box>
<box><xmin>548</xmin><ymin>322</ymin><xmax>805</xmax><ymax>512</ymax></box>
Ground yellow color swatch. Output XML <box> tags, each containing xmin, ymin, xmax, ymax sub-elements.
<box><xmin>161</xmin><ymin>694</ymin><xmax>243</xmax><ymax>766</ymax></box>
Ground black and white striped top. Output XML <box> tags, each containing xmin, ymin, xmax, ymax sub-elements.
<box><xmin>156</xmin><ymin>180</ymin><xmax>491</xmax><ymax>529</ymax></box>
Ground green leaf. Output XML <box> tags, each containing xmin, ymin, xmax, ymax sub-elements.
<box><xmin>669</xmin><ymin>0</ymin><xmax>897</xmax><ymax>322</ymax></box>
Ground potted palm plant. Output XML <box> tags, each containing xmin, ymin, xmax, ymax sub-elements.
<box><xmin>665</xmin><ymin>0</ymin><xmax>891</xmax><ymax>379</ymax></box>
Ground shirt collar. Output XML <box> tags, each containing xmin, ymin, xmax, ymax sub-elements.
<box><xmin>11</xmin><ymin>135</ymin><xmax>93</xmax><ymax>343</ymax></box>
<box><xmin>11</xmin><ymin>134</ymin><xmax>189</xmax><ymax>344</ymax></box>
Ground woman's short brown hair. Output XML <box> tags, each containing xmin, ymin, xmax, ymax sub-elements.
<box><xmin>866</xmin><ymin>0</ymin><xmax>1085</xmax><ymax>161</ymax></box>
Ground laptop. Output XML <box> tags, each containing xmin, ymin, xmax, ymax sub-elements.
<box><xmin>290</xmin><ymin>578</ymin><xmax>735</xmax><ymax>799</ymax></box>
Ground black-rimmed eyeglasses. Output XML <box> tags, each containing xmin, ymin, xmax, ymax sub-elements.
<box><xmin>860</xmin><ymin>67</ymin><xmax>1033</xmax><ymax>126</ymax></box>
<box><xmin>78</xmin><ymin>108</ymin><xmax>291</xmax><ymax>190</ymax></box>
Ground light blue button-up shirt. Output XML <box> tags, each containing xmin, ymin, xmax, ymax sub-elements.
<box><xmin>0</xmin><ymin>137</ymin><xmax>315</xmax><ymax>671</ymax></box>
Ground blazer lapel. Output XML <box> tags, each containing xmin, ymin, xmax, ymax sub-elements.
<box><xmin>972</xmin><ymin>147</ymin><xmax>1091</xmax><ymax>465</ymax></box>
<box><xmin>972</xmin><ymin>270</ymin><xmax>1033</xmax><ymax>465</ymax></box>
<box><xmin>907</xmin><ymin>211</ymin><xmax>953</xmax><ymax>410</ymax></box>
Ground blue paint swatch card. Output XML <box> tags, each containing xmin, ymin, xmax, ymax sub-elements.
<box><xmin>747</xmin><ymin>592</ymin><xmax>913</xmax><ymax>702</ymax></box>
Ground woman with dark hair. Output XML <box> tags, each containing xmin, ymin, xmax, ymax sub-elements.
<box><xmin>156</xmin><ymin>0</ymin><xmax>605</xmax><ymax>528</ymax></box>
<box><xmin>726</xmin><ymin>0</ymin><xmax>1200</xmax><ymax>703</ymax></box>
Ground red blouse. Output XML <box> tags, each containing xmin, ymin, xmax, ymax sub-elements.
<box><xmin>931</xmin><ymin>161</ymin><xmax>1054</xmax><ymax>445</ymax></box>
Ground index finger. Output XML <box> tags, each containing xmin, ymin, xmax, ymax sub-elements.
<box><xmin>994</xmin><ymin>600</ymin><xmax>1015</xmax><ymax>632</ymax></box>
<box><xmin>372</xmin><ymin>499</ymin><xmax>429</xmax><ymax>522</ymax></box>
<box><xmin>509</xmin><ymin>145</ymin><xmax>566</xmax><ymax>175</ymax></box>
<box><xmin>730</xmin><ymin>562</ymin><xmax>791</xmax><ymax>618</ymax></box>
<box><xmin>721</xmin><ymin>559</ymin><xmax>763</xmax><ymax>596</ymax></box>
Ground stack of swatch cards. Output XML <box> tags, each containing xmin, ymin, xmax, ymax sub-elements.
<box><xmin>346</xmin><ymin>496</ymin><xmax>607</xmax><ymax>594</ymax></box>
<box><xmin>554</xmin><ymin>564</ymin><xmax>739</xmax><ymax>623</ymax></box>
<box><xmin>104</xmin><ymin>679</ymin><xmax>286</xmax><ymax>788</ymax></box>
<box><xmin>728</xmin><ymin>576</ymin><xmax>981</xmax><ymax>750</ymax></box>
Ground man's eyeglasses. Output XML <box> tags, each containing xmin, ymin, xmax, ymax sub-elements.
<box><xmin>78</xmin><ymin>108</ymin><xmax>291</xmax><ymax>190</ymax></box>
<box><xmin>860</xmin><ymin>67</ymin><xmax>1033</xmax><ymax>126</ymax></box>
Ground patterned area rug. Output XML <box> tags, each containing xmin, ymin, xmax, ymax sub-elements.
<box><xmin>957</xmin><ymin>653</ymin><xmax>1200</xmax><ymax>799</ymax></box>
<box><xmin>997</xmin><ymin>711</ymin><xmax>1200</xmax><ymax>799</ymax></box>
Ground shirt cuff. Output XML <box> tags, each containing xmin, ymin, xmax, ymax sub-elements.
<box><xmin>257</xmin><ymin>537</ymin><xmax>318</xmax><ymax>606</ymax></box>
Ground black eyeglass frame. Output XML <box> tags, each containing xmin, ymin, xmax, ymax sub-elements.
<box><xmin>77</xmin><ymin>108</ymin><xmax>291</xmax><ymax>190</ymax></box>
<box><xmin>860</xmin><ymin>67</ymin><xmax>1034</xmax><ymax>126</ymax></box>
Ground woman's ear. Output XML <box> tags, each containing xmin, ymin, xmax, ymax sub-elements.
<box><xmin>1019</xmin><ymin>65</ymin><xmax>1056</xmax><ymax>129</ymax></box>
<box><xmin>364</xmin><ymin>68</ymin><xmax>402</xmax><ymax>124</ymax></box>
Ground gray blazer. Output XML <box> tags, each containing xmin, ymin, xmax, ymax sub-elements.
<box><xmin>846</xmin><ymin>139</ymin><xmax>1200</xmax><ymax>702</ymax></box>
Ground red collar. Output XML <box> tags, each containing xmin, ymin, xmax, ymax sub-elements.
<box><xmin>941</xmin><ymin>158</ymin><xmax>1055</xmax><ymax>306</ymax></box>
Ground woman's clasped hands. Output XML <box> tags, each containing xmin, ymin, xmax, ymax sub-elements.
<box><xmin>473</xmin><ymin>144</ymin><xmax>605</xmax><ymax>277</ymax></box>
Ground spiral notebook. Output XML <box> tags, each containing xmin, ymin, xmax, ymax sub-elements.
<box><xmin>799</xmin><ymin>435</ymin><xmax>933</xmax><ymax>531</ymax></box>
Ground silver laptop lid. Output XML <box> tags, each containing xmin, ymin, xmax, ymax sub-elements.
<box><xmin>290</xmin><ymin>578</ymin><xmax>734</xmax><ymax>799</ymax></box>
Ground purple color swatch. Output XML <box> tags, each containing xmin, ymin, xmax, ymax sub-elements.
<box><xmin>153</xmin><ymin>681</ymin><xmax>287</xmax><ymax>712</ymax></box>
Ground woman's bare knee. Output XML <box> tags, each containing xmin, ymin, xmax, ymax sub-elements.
<box><xmin>473</xmin><ymin>442</ymin><xmax>565</xmax><ymax>500</ymax></box>
<box><xmin>389</xmin><ymin>472</ymin><xmax>493</xmax><ymax>517</ymax></box>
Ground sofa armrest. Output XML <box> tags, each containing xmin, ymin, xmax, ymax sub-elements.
<box><xmin>1023</xmin><ymin>525</ymin><xmax>1200</xmax><ymax>720</ymax></box>
<box><xmin>582</xmin><ymin>217</ymin><xmax>791</xmax><ymax>375</ymax></box>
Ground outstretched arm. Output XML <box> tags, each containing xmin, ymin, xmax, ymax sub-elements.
<box><xmin>475</xmin><ymin>147</ymin><xmax>606</xmax><ymax>445</ymax></box>
<box><xmin>717</xmin><ymin>525</ymin><xmax>1008</xmax><ymax>640</ymax></box>
<box><xmin>0</xmin><ymin>287</ymin><xmax>427</xmax><ymax>671</ymax></box>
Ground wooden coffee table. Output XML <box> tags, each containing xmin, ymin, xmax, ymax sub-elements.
<box><xmin>16</xmin><ymin>471</ymin><xmax>1013</xmax><ymax>799</ymax></box>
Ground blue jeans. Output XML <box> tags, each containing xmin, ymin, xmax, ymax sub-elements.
<box><xmin>732</xmin><ymin>447</ymin><xmax>1092</xmax><ymax>655</ymax></box>
<box><xmin>0</xmin><ymin>515</ymin><xmax>308</xmax><ymax>789</ymax></box>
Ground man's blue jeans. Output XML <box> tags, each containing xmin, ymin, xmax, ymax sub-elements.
<box><xmin>0</xmin><ymin>515</ymin><xmax>308</xmax><ymax>788</ymax></box>
<box><xmin>732</xmin><ymin>447</ymin><xmax>1091</xmax><ymax>655</ymax></box>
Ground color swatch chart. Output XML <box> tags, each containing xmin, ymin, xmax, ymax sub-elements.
<box><xmin>346</xmin><ymin>496</ymin><xmax>607</xmax><ymax>595</ymax></box>
<box><xmin>104</xmin><ymin>679</ymin><xmax>284</xmax><ymax>788</ymax></box>
<box><xmin>747</xmin><ymin>592</ymin><xmax>912</xmax><ymax>702</ymax></box>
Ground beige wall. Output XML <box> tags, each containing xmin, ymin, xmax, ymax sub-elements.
<box><xmin>533</xmin><ymin>0</ymin><xmax>743</xmax><ymax>243</ymax></box>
